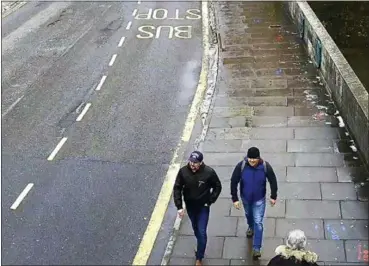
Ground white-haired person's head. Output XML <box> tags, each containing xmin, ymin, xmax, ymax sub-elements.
<box><xmin>267</xmin><ymin>229</ymin><xmax>319</xmax><ymax>266</ymax></box>
<box><xmin>286</xmin><ymin>229</ymin><xmax>307</xmax><ymax>250</ymax></box>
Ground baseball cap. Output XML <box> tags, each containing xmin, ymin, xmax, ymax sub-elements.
<box><xmin>189</xmin><ymin>151</ymin><xmax>203</xmax><ymax>163</ymax></box>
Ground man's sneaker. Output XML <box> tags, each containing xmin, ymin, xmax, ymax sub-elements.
<box><xmin>252</xmin><ymin>250</ymin><xmax>261</xmax><ymax>260</ymax></box>
<box><xmin>246</xmin><ymin>228</ymin><xmax>253</xmax><ymax>238</ymax></box>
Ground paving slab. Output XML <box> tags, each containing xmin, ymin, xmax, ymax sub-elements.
<box><xmin>244</xmin><ymin>116</ymin><xmax>288</xmax><ymax>128</ymax></box>
<box><xmin>320</xmin><ymin>183</ymin><xmax>358</xmax><ymax>200</ymax></box>
<box><xmin>223</xmin><ymin>237</ymin><xmax>283</xmax><ymax>260</ymax></box>
<box><xmin>253</xmin><ymin>106</ymin><xmax>294</xmax><ymax>116</ymax></box>
<box><xmin>285</xmin><ymin>200</ymin><xmax>341</xmax><ymax>219</ymax></box>
<box><xmin>219</xmin><ymin>181</ymin><xmax>231</xmax><ymax>199</ymax></box>
<box><xmin>336</xmin><ymin>166</ymin><xmax>369</xmax><ymax>183</ymax></box>
<box><xmin>172</xmin><ymin>236</ymin><xmax>224</xmax><ymax>259</ymax></box>
<box><xmin>275</xmin><ymin>218</ymin><xmax>324</xmax><ymax>239</ymax></box>
<box><xmin>209</xmin><ymin>116</ymin><xmax>247</xmax><ymax>128</ymax></box>
<box><xmin>273</xmin><ymin>182</ymin><xmax>321</xmax><ymax>200</ymax></box>
<box><xmin>287</xmin><ymin>139</ymin><xmax>334</xmax><ymax>153</ymax></box>
<box><xmin>208</xmin><ymin>198</ymin><xmax>232</xmax><ymax>219</ymax></box>
<box><xmin>286</xmin><ymin>167</ymin><xmax>338</xmax><ymax>182</ymax></box>
<box><xmin>215</xmin><ymin>96</ymin><xmax>288</xmax><ymax>107</ymax></box>
<box><xmin>293</xmin><ymin>127</ymin><xmax>340</xmax><ymax>139</ymax></box>
<box><xmin>324</xmin><ymin>219</ymin><xmax>369</xmax><ymax>240</ymax></box>
<box><xmin>202</xmin><ymin>140</ymin><xmax>243</xmax><ymax>153</ymax></box>
<box><xmin>242</xmin><ymin>139</ymin><xmax>287</xmax><ymax>152</ymax></box>
<box><xmin>345</xmin><ymin>240</ymin><xmax>369</xmax><ymax>263</ymax></box>
<box><xmin>295</xmin><ymin>153</ymin><xmax>344</xmax><ymax>167</ymax></box>
<box><xmin>206</xmin><ymin>127</ymin><xmax>294</xmax><ymax>140</ymax></box>
<box><xmin>211</xmin><ymin>166</ymin><xmax>236</xmax><ymax>181</ymax></box>
<box><xmin>306</xmin><ymin>240</ymin><xmax>346</xmax><ymax>262</ymax></box>
<box><xmin>340</xmin><ymin>201</ymin><xmax>368</xmax><ymax>219</ymax></box>
<box><xmin>287</xmin><ymin>116</ymin><xmax>330</xmax><ymax>127</ymax></box>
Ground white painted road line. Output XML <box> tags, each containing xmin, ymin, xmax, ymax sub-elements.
<box><xmin>95</xmin><ymin>75</ymin><xmax>107</xmax><ymax>91</ymax></box>
<box><xmin>47</xmin><ymin>137</ymin><xmax>67</xmax><ymax>161</ymax></box>
<box><xmin>76</xmin><ymin>103</ymin><xmax>91</xmax><ymax>121</ymax></box>
<box><xmin>118</xmin><ymin>36</ymin><xmax>126</xmax><ymax>47</ymax></box>
<box><xmin>10</xmin><ymin>183</ymin><xmax>34</xmax><ymax>210</ymax></box>
<box><xmin>132</xmin><ymin>8</ymin><xmax>138</xmax><ymax>16</ymax></box>
<box><xmin>109</xmin><ymin>54</ymin><xmax>117</xmax><ymax>66</ymax></box>
<box><xmin>2</xmin><ymin>94</ymin><xmax>25</xmax><ymax>118</ymax></box>
<box><xmin>126</xmin><ymin>21</ymin><xmax>132</xmax><ymax>30</ymax></box>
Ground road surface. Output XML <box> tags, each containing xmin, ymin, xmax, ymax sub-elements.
<box><xmin>1</xmin><ymin>1</ymin><xmax>202</xmax><ymax>264</ymax></box>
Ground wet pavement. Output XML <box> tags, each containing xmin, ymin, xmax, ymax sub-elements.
<box><xmin>168</xmin><ymin>2</ymin><xmax>369</xmax><ymax>265</ymax></box>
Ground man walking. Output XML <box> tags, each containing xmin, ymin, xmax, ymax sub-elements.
<box><xmin>173</xmin><ymin>151</ymin><xmax>222</xmax><ymax>266</ymax></box>
<box><xmin>230</xmin><ymin>147</ymin><xmax>278</xmax><ymax>260</ymax></box>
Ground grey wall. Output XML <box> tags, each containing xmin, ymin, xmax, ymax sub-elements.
<box><xmin>285</xmin><ymin>1</ymin><xmax>369</xmax><ymax>165</ymax></box>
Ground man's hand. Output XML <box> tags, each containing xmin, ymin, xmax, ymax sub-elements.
<box><xmin>233</xmin><ymin>201</ymin><xmax>241</xmax><ymax>209</ymax></box>
<box><xmin>177</xmin><ymin>209</ymin><xmax>184</xmax><ymax>218</ymax></box>
<box><xmin>269</xmin><ymin>198</ymin><xmax>276</xmax><ymax>206</ymax></box>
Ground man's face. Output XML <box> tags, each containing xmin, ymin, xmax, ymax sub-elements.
<box><xmin>189</xmin><ymin>161</ymin><xmax>201</xmax><ymax>172</ymax></box>
<box><xmin>247</xmin><ymin>158</ymin><xmax>259</xmax><ymax>167</ymax></box>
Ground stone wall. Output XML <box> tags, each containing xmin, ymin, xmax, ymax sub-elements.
<box><xmin>285</xmin><ymin>1</ymin><xmax>369</xmax><ymax>166</ymax></box>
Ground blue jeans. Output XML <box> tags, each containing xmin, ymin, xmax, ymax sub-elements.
<box><xmin>187</xmin><ymin>206</ymin><xmax>210</xmax><ymax>260</ymax></box>
<box><xmin>241</xmin><ymin>197</ymin><xmax>266</xmax><ymax>251</ymax></box>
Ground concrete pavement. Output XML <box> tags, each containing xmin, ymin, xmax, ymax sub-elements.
<box><xmin>2</xmin><ymin>1</ymin><xmax>203</xmax><ymax>264</ymax></box>
<box><xmin>167</xmin><ymin>2</ymin><xmax>369</xmax><ymax>265</ymax></box>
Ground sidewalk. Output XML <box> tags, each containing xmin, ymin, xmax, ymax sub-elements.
<box><xmin>168</xmin><ymin>1</ymin><xmax>368</xmax><ymax>265</ymax></box>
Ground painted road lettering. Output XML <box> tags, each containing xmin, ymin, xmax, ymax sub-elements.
<box><xmin>134</xmin><ymin>8</ymin><xmax>201</xmax><ymax>20</ymax></box>
<box><xmin>134</xmin><ymin>8</ymin><xmax>200</xmax><ymax>40</ymax></box>
<box><xmin>137</xmin><ymin>26</ymin><xmax>192</xmax><ymax>39</ymax></box>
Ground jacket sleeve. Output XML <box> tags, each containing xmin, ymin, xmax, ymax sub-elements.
<box><xmin>173</xmin><ymin>168</ymin><xmax>184</xmax><ymax>210</ymax></box>
<box><xmin>265</xmin><ymin>161</ymin><xmax>278</xmax><ymax>200</ymax></box>
<box><xmin>230</xmin><ymin>162</ymin><xmax>242</xmax><ymax>202</ymax></box>
<box><xmin>209</xmin><ymin>169</ymin><xmax>222</xmax><ymax>204</ymax></box>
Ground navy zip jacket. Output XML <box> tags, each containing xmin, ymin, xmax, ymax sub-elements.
<box><xmin>230</xmin><ymin>158</ymin><xmax>278</xmax><ymax>203</ymax></box>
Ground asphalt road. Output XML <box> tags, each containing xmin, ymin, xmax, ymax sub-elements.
<box><xmin>1</xmin><ymin>1</ymin><xmax>202</xmax><ymax>264</ymax></box>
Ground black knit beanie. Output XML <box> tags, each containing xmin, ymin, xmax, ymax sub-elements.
<box><xmin>247</xmin><ymin>147</ymin><xmax>260</xmax><ymax>159</ymax></box>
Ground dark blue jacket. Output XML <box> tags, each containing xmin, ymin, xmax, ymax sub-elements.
<box><xmin>230</xmin><ymin>158</ymin><xmax>278</xmax><ymax>203</ymax></box>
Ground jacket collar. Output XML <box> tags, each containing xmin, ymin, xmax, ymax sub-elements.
<box><xmin>275</xmin><ymin>245</ymin><xmax>318</xmax><ymax>263</ymax></box>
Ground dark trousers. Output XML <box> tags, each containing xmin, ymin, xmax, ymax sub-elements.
<box><xmin>187</xmin><ymin>205</ymin><xmax>210</xmax><ymax>260</ymax></box>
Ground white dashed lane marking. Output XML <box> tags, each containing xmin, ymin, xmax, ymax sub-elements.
<box><xmin>10</xmin><ymin>183</ymin><xmax>34</xmax><ymax>210</ymax></box>
<box><xmin>118</xmin><ymin>36</ymin><xmax>126</xmax><ymax>47</ymax></box>
<box><xmin>47</xmin><ymin>137</ymin><xmax>67</xmax><ymax>161</ymax></box>
<box><xmin>95</xmin><ymin>75</ymin><xmax>107</xmax><ymax>91</ymax></box>
<box><xmin>132</xmin><ymin>9</ymin><xmax>138</xmax><ymax>16</ymax></box>
<box><xmin>126</xmin><ymin>21</ymin><xmax>132</xmax><ymax>30</ymax></box>
<box><xmin>109</xmin><ymin>54</ymin><xmax>117</xmax><ymax>66</ymax></box>
<box><xmin>76</xmin><ymin>103</ymin><xmax>92</xmax><ymax>121</ymax></box>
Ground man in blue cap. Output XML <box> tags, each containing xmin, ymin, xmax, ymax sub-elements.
<box><xmin>231</xmin><ymin>147</ymin><xmax>278</xmax><ymax>260</ymax></box>
<box><xmin>173</xmin><ymin>151</ymin><xmax>222</xmax><ymax>266</ymax></box>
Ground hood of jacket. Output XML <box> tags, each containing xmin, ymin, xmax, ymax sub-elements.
<box><xmin>275</xmin><ymin>245</ymin><xmax>318</xmax><ymax>263</ymax></box>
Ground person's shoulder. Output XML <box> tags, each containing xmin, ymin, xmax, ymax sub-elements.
<box><xmin>204</xmin><ymin>165</ymin><xmax>215</xmax><ymax>173</ymax></box>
